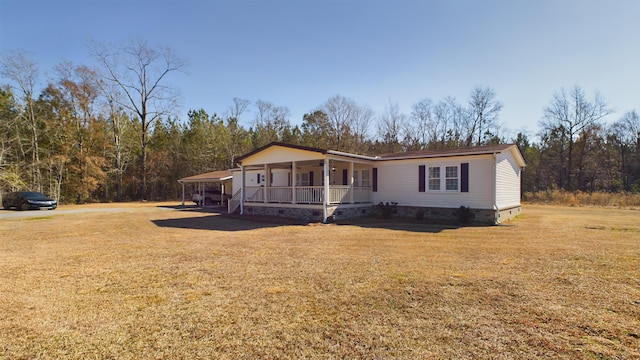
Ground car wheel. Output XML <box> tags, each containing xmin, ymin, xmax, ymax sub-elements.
<box><xmin>2</xmin><ymin>201</ymin><xmax>8</xmax><ymax>210</ymax></box>
<box><xmin>204</xmin><ymin>198</ymin><xmax>212</xmax><ymax>206</ymax></box>
<box><xmin>20</xmin><ymin>202</ymin><xmax>30</xmax><ymax>211</ymax></box>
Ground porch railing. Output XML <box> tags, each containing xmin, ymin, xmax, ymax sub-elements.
<box><xmin>329</xmin><ymin>186</ymin><xmax>349</xmax><ymax>204</ymax></box>
<box><xmin>353</xmin><ymin>186</ymin><xmax>371</xmax><ymax>203</ymax></box>
<box><xmin>227</xmin><ymin>189</ymin><xmax>242</xmax><ymax>214</ymax></box>
<box><xmin>243</xmin><ymin>185</ymin><xmax>371</xmax><ymax>205</ymax></box>
<box><xmin>267</xmin><ymin>187</ymin><xmax>293</xmax><ymax>203</ymax></box>
<box><xmin>245</xmin><ymin>186</ymin><xmax>264</xmax><ymax>202</ymax></box>
<box><xmin>295</xmin><ymin>186</ymin><xmax>324</xmax><ymax>204</ymax></box>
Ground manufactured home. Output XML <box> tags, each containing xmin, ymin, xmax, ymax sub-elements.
<box><xmin>225</xmin><ymin>142</ymin><xmax>526</xmax><ymax>224</ymax></box>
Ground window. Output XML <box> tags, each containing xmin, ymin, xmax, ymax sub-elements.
<box><xmin>428</xmin><ymin>167</ymin><xmax>440</xmax><ymax>191</ymax></box>
<box><xmin>445</xmin><ymin>166</ymin><xmax>458</xmax><ymax>191</ymax></box>
<box><xmin>361</xmin><ymin>170</ymin><xmax>370</xmax><ymax>187</ymax></box>
<box><xmin>296</xmin><ymin>173</ymin><xmax>309</xmax><ymax>186</ymax></box>
<box><xmin>353</xmin><ymin>170</ymin><xmax>359</xmax><ymax>186</ymax></box>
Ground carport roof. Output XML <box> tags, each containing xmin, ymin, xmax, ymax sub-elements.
<box><xmin>178</xmin><ymin>170</ymin><xmax>233</xmax><ymax>183</ymax></box>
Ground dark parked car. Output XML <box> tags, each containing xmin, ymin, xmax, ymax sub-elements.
<box><xmin>2</xmin><ymin>191</ymin><xmax>57</xmax><ymax>210</ymax></box>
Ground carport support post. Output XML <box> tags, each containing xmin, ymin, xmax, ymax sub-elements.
<box><xmin>180</xmin><ymin>181</ymin><xmax>185</xmax><ymax>206</ymax></box>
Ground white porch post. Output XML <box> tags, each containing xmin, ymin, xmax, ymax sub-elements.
<box><xmin>323</xmin><ymin>159</ymin><xmax>329</xmax><ymax>222</ymax></box>
<box><xmin>240</xmin><ymin>165</ymin><xmax>245</xmax><ymax>215</ymax></box>
<box><xmin>292</xmin><ymin>161</ymin><xmax>297</xmax><ymax>204</ymax></box>
<box><xmin>220</xmin><ymin>183</ymin><xmax>225</xmax><ymax>205</ymax></box>
<box><xmin>349</xmin><ymin>161</ymin><xmax>355</xmax><ymax>204</ymax></box>
<box><xmin>264</xmin><ymin>164</ymin><xmax>268</xmax><ymax>203</ymax></box>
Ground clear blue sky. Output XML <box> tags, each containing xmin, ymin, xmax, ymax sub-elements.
<box><xmin>1</xmin><ymin>0</ymin><xmax>639</xmax><ymax>140</ymax></box>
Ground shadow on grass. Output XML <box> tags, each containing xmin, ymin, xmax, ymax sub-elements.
<box><xmin>153</xmin><ymin>205</ymin><xmax>480</xmax><ymax>233</ymax></box>
<box><xmin>335</xmin><ymin>217</ymin><xmax>462</xmax><ymax>233</ymax></box>
<box><xmin>152</xmin><ymin>204</ymin><xmax>308</xmax><ymax>231</ymax></box>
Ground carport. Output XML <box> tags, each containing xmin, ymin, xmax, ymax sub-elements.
<box><xmin>177</xmin><ymin>170</ymin><xmax>233</xmax><ymax>206</ymax></box>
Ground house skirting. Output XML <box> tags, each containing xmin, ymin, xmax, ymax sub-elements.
<box><xmin>242</xmin><ymin>203</ymin><xmax>521</xmax><ymax>225</ymax></box>
<box><xmin>242</xmin><ymin>203</ymin><xmax>373</xmax><ymax>223</ymax></box>
<box><xmin>496</xmin><ymin>205</ymin><xmax>521</xmax><ymax>223</ymax></box>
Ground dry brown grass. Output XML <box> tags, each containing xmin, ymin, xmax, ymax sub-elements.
<box><xmin>523</xmin><ymin>189</ymin><xmax>640</xmax><ymax>208</ymax></box>
<box><xmin>1</xmin><ymin>203</ymin><xmax>639</xmax><ymax>359</ymax></box>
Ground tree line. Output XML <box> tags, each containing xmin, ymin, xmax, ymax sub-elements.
<box><xmin>1</xmin><ymin>42</ymin><xmax>639</xmax><ymax>203</ymax></box>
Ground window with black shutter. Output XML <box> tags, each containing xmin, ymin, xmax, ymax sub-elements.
<box><xmin>372</xmin><ymin>168</ymin><xmax>378</xmax><ymax>192</ymax></box>
<box><xmin>461</xmin><ymin>163</ymin><xmax>469</xmax><ymax>193</ymax></box>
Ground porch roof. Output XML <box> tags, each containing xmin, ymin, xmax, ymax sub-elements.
<box><xmin>236</xmin><ymin>142</ymin><xmax>377</xmax><ymax>167</ymax></box>
<box><xmin>177</xmin><ymin>170</ymin><xmax>233</xmax><ymax>184</ymax></box>
<box><xmin>236</xmin><ymin>142</ymin><xmax>327</xmax><ymax>163</ymax></box>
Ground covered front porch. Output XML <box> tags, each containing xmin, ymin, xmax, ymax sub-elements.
<box><xmin>230</xmin><ymin>143</ymin><xmax>376</xmax><ymax>222</ymax></box>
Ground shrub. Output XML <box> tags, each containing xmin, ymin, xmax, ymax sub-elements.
<box><xmin>377</xmin><ymin>202</ymin><xmax>398</xmax><ymax>219</ymax></box>
<box><xmin>455</xmin><ymin>206</ymin><xmax>473</xmax><ymax>224</ymax></box>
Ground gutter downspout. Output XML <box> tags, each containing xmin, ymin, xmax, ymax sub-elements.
<box><xmin>492</xmin><ymin>153</ymin><xmax>499</xmax><ymax>224</ymax></box>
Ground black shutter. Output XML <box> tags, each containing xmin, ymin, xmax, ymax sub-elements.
<box><xmin>372</xmin><ymin>168</ymin><xmax>378</xmax><ymax>192</ymax></box>
<box><xmin>461</xmin><ymin>163</ymin><xmax>469</xmax><ymax>193</ymax></box>
<box><xmin>342</xmin><ymin>169</ymin><xmax>348</xmax><ymax>185</ymax></box>
<box><xmin>257</xmin><ymin>173</ymin><xmax>261</xmax><ymax>184</ymax></box>
<box><xmin>309</xmin><ymin>171</ymin><xmax>314</xmax><ymax>186</ymax></box>
<box><xmin>418</xmin><ymin>165</ymin><xmax>426</xmax><ymax>192</ymax></box>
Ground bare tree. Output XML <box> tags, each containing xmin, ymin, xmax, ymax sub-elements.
<box><xmin>407</xmin><ymin>98</ymin><xmax>434</xmax><ymax>150</ymax></box>
<box><xmin>253</xmin><ymin>100</ymin><xmax>291</xmax><ymax>147</ymax></box>
<box><xmin>322</xmin><ymin>95</ymin><xmax>357</xmax><ymax>151</ymax></box>
<box><xmin>0</xmin><ymin>50</ymin><xmax>42</xmax><ymax>191</ymax></box>
<box><xmin>467</xmin><ymin>85</ymin><xmax>503</xmax><ymax>146</ymax></box>
<box><xmin>318</xmin><ymin>95</ymin><xmax>375</xmax><ymax>152</ymax></box>
<box><xmin>92</xmin><ymin>39</ymin><xmax>186</xmax><ymax>200</ymax></box>
<box><xmin>541</xmin><ymin>85</ymin><xmax>613</xmax><ymax>190</ymax></box>
<box><xmin>226</xmin><ymin>97</ymin><xmax>250</xmax><ymax>121</ymax></box>
<box><xmin>222</xmin><ymin>97</ymin><xmax>250</xmax><ymax>168</ymax></box>
<box><xmin>377</xmin><ymin>100</ymin><xmax>406</xmax><ymax>153</ymax></box>
<box><xmin>611</xmin><ymin>110</ymin><xmax>640</xmax><ymax>190</ymax></box>
<box><xmin>431</xmin><ymin>96</ymin><xmax>468</xmax><ymax>148</ymax></box>
<box><xmin>96</xmin><ymin>74</ymin><xmax>134</xmax><ymax>202</ymax></box>
<box><xmin>350</xmin><ymin>103</ymin><xmax>374</xmax><ymax>154</ymax></box>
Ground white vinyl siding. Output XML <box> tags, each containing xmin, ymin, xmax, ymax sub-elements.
<box><xmin>495</xmin><ymin>150</ymin><xmax>522</xmax><ymax>209</ymax></box>
<box><xmin>373</xmin><ymin>156</ymin><xmax>494</xmax><ymax>209</ymax></box>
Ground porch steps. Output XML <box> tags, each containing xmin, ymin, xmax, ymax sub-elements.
<box><xmin>227</xmin><ymin>189</ymin><xmax>242</xmax><ymax>214</ymax></box>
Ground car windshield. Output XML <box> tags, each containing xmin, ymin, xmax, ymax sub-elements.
<box><xmin>22</xmin><ymin>192</ymin><xmax>48</xmax><ymax>199</ymax></box>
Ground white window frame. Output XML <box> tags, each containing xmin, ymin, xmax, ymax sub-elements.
<box><xmin>427</xmin><ymin>165</ymin><xmax>460</xmax><ymax>192</ymax></box>
<box><xmin>445</xmin><ymin>166</ymin><xmax>459</xmax><ymax>191</ymax></box>
<box><xmin>361</xmin><ymin>169</ymin><xmax>370</xmax><ymax>187</ymax></box>
<box><xmin>428</xmin><ymin>166</ymin><xmax>440</xmax><ymax>191</ymax></box>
